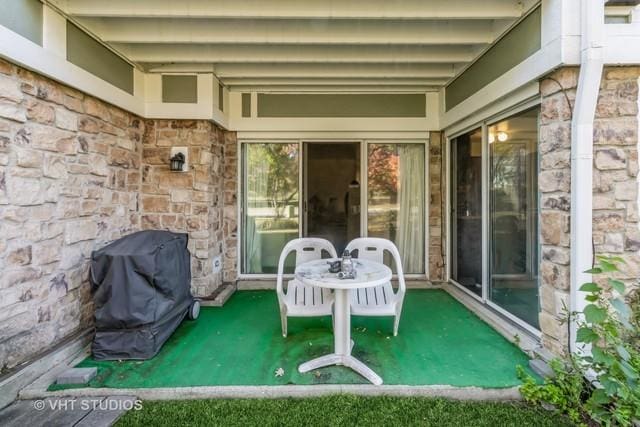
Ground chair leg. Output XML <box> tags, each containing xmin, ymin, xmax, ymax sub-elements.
<box><xmin>331</xmin><ymin>304</ymin><xmax>335</xmax><ymax>332</ymax></box>
<box><xmin>280</xmin><ymin>309</ymin><xmax>288</xmax><ymax>338</ymax></box>
<box><xmin>393</xmin><ymin>302</ymin><xmax>404</xmax><ymax>336</ymax></box>
<box><xmin>393</xmin><ymin>314</ymin><xmax>400</xmax><ymax>336</ymax></box>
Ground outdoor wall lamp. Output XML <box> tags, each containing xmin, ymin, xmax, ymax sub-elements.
<box><xmin>170</xmin><ymin>152</ymin><xmax>186</xmax><ymax>171</ymax></box>
<box><xmin>169</xmin><ymin>147</ymin><xmax>189</xmax><ymax>172</ymax></box>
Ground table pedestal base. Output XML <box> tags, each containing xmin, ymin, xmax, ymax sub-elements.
<box><xmin>298</xmin><ymin>353</ymin><xmax>383</xmax><ymax>385</ymax></box>
<box><xmin>297</xmin><ymin>289</ymin><xmax>383</xmax><ymax>385</ymax></box>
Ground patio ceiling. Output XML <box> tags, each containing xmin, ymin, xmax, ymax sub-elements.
<box><xmin>48</xmin><ymin>0</ymin><xmax>539</xmax><ymax>91</ymax></box>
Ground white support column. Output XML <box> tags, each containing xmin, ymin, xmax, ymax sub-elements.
<box><xmin>425</xmin><ymin>92</ymin><xmax>440</xmax><ymax>129</ymax></box>
<box><xmin>197</xmin><ymin>73</ymin><xmax>214</xmax><ymax>117</ymax></box>
<box><xmin>42</xmin><ymin>5</ymin><xmax>66</xmax><ymax>58</ymax></box>
<box><xmin>222</xmin><ymin>85</ymin><xmax>230</xmax><ymax>116</ymax></box>
<box><xmin>212</xmin><ymin>75</ymin><xmax>222</xmax><ymax>112</ymax></box>
<box><xmin>631</xmin><ymin>5</ymin><xmax>640</xmax><ymax>23</ymax></box>
<box><xmin>144</xmin><ymin>73</ymin><xmax>162</xmax><ymax>103</ymax></box>
<box><xmin>133</xmin><ymin>68</ymin><xmax>145</xmax><ymax>99</ymax></box>
<box><xmin>228</xmin><ymin>91</ymin><xmax>242</xmax><ymax>121</ymax></box>
<box><xmin>250</xmin><ymin>92</ymin><xmax>258</xmax><ymax>118</ymax></box>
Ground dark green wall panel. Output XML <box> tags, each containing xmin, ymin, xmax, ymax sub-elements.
<box><xmin>0</xmin><ymin>0</ymin><xmax>42</xmax><ymax>45</ymax></box>
<box><xmin>218</xmin><ymin>84</ymin><xmax>224</xmax><ymax>112</ymax></box>
<box><xmin>257</xmin><ymin>93</ymin><xmax>426</xmax><ymax>118</ymax></box>
<box><xmin>241</xmin><ymin>93</ymin><xmax>251</xmax><ymax>117</ymax></box>
<box><xmin>445</xmin><ymin>6</ymin><xmax>541</xmax><ymax>111</ymax></box>
<box><xmin>66</xmin><ymin>22</ymin><xmax>134</xmax><ymax>94</ymax></box>
<box><xmin>162</xmin><ymin>75</ymin><xmax>197</xmax><ymax>103</ymax></box>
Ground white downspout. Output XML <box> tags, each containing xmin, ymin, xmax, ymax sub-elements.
<box><xmin>569</xmin><ymin>0</ymin><xmax>605</xmax><ymax>353</ymax></box>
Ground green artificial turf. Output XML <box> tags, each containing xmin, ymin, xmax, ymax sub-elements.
<box><xmin>51</xmin><ymin>289</ymin><xmax>536</xmax><ymax>389</ymax></box>
<box><xmin>116</xmin><ymin>395</ymin><xmax>572</xmax><ymax>427</ymax></box>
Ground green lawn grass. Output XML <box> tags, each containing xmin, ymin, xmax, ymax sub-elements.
<box><xmin>116</xmin><ymin>395</ymin><xmax>573</xmax><ymax>427</ymax></box>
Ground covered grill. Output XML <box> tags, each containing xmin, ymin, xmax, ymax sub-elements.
<box><xmin>90</xmin><ymin>230</ymin><xmax>199</xmax><ymax>360</ymax></box>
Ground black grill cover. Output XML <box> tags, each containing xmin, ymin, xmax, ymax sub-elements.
<box><xmin>90</xmin><ymin>230</ymin><xmax>194</xmax><ymax>360</ymax></box>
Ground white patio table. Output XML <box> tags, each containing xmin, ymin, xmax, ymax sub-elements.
<box><xmin>294</xmin><ymin>257</ymin><xmax>391</xmax><ymax>385</ymax></box>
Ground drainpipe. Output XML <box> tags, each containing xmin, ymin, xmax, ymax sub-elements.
<box><xmin>569</xmin><ymin>0</ymin><xmax>605</xmax><ymax>354</ymax></box>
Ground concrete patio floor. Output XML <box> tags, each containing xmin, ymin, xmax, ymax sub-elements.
<box><xmin>50</xmin><ymin>290</ymin><xmax>536</xmax><ymax>390</ymax></box>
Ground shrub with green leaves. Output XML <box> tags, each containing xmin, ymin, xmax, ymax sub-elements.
<box><xmin>519</xmin><ymin>256</ymin><xmax>640</xmax><ymax>426</ymax></box>
<box><xmin>626</xmin><ymin>288</ymin><xmax>640</xmax><ymax>353</ymax></box>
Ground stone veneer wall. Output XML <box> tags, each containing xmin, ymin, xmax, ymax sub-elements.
<box><xmin>429</xmin><ymin>131</ymin><xmax>445</xmax><ymax>281</ymax></box>
<box><xmin>538</xmin><ymin>67</ymin><xmax>576</xmax><ymax>355</ymax></box>
<box><xmin>222</xmin><ymin>131</ymin><xmax>238</xmax><ymax>283</ymax></box>
<box><xmin>0</xmin><ymin>59</ymin><xmax>143</xmax><ymax>372</ymax></box>
<box><xmin>538</xmin><ymin>67</ymin><xmax>640</xmax><ymax>356</ymax></box>
<box><xmin>592</xmin><ymin>68</ymin><xmax>639</xmax><ymax>307</ymax></box>
<box><xmin>140</xmin><ymin>120</ymin><xmax>226</xmax><ymax>297</ymax></box>
<box><xmin>0</xmin><ymin>58</ymin><xmax>237</xmax><ymax>372</ymax></box>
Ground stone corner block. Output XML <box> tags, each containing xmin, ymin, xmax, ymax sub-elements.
<box><xmin>56</xmin><ymin>367</ymin><xmax>97</xmax><ymax>385</ymax></box>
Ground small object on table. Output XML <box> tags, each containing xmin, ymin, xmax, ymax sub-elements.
<box><xmin>337</xmin><ymin>270</ymin><xmax>356</xmax><ymax>279</ymax></box>
<box><xmin>327</xmin><ymin>260</ymin><xmax>342</xmax><ymax>273</ymax></box>
<box><xmin>338</xmin><ymin>250</ymin><xmax>356</xmax><ymax>279</ymax></box>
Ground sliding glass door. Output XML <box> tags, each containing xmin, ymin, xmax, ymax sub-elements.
<box><xmin>304</xmin><ymin>142</ymin><xmax>361</xmax><ymax>255</ymax></box>
<box><xmin>242</xmin><ymin>143</ymin><xmax>299</xmax><ymax>274</ymax></box>
<box><xmin>240</xmin><ymin>140</ymin><xmax>428</xmax><ymax>277</ymax></box>
<box><xmin>449</xmin><ymin>129</ymin><xmax>483</xmax><ymax>297</ymax></box>
<box><xmin>449</xmin><ymin>107</ymin><xmax>541</xmax><ymax>331</ymax></box>
<box><xmin>367</xmin><ymin>143</ymin><xmax>425</xmax><ymax>274</ymax></box>
<box><xmin>488</xmin><ymin>108</ymin><xmax>540</xmax><ymax>329</ymax></box>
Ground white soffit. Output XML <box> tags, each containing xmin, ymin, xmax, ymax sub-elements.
<box><xmin>49</xmin><ymin>0</ymin><xmax>537</xmax><ymax>92</ymax></box>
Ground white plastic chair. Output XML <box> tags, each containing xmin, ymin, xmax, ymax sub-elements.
<box><xmin>345</xmin><ymin>237</ymin><xmax>406</xmax><ymax>336</ymax></box>
<box><xmin>276</xmin><ymin>238</ymin><xmax>338</xmax><ymax>337</ymax></box>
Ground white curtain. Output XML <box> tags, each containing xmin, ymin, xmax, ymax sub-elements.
<box><xmin>396</xmin><ymin>145</ymin><xmax>425</xmax><ymax>273</ymax></box>
<box><xmin>244</xmin><ymin>149</ymin><xmax>268</xmax><ymax>273</ymax></box>
<box><xmin>245</xmin><ymin>216</ymin><xmax>262</xmax><ymax>273</ymax></box>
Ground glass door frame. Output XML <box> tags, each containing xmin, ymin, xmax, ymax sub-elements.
<box><xmin>445</xmin><ymin>100</ymin><xmax>542</xmax><ymax>337</ymax></box>
<box><xmin>446</xmin><ymin>127</ymin><xmax>486</xmax><ymax>300</ymax></box>
<box><xmin>238</xmin><ymin>138</ymin><xmax>429</xmax><ymax>281</ymax></box>
<box><xmin>362</xmin><ymin>139</ymin><xmax>429</xmax><ymax>280</ymax></box>
<box><xmin>238</xmin><ymin>139</ymin><xmax>302</xmax><ymax>280</ymax></box>
<box><xmin>301</xmin><ymin>139</ymin><xmax>363</xmax><ymax>244</ymax></box>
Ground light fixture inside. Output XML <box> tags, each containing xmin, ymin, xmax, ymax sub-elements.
<box><xmin>497</xmin><ymin>131</ymin><xmax>508</xmax><ymax>142</ymax></box>
<box><xmin>488</xmin><ymin>133</ymin><xmax>495</xmax><ymax>144</ymax></box>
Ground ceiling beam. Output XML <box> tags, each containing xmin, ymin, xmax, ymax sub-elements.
<box><xmin>53</xmin><ymin>0</ymin><xmax>526</xmax><ymax>20</ymax></box>
<box><xmin>221</xmin><ymin>77</ymin><xmax>450</xmax><ymax>86</ymax></box>
<box><xmin>80</xmin><ymin>17</ymin><xmax>503</xmax><ymax>45</ymax></box>
<box><xmin>148</xmin><ymin>63</ymin><xmax>458</xmax><ymax>78</ymax></box>
<box><xmin>114</xmin><ymin>43</ymin><xmax>478</xmax><ymax>64</ymax></box>
<box><xmin>228</xmin><ymin>85</ymin><xmax>441</xmax><ymax>92</ymax></box>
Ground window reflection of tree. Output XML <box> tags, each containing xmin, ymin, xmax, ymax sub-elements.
<box><xmin>491</xmin><ymin>141</ymin><xmax>528</xmax><ymax>274</ymax></box>
<box><xmin>367</xmin><ymin>144</ymin><xmax>399</xmax><ymax>238</ymax></box>
<box><xmin>491</xmin><ymin>143</ymin><xmax>526</xmax><ymax>215</ymax></box>
<box><xmin>367</xmin><ymin>145</ymin><xmax>398</xmax><ymax>199</ymax></box>
<box><xmin>246</xmin><ymin>144</ymin><xmax>299</xmax><ymax>231</ymax></box>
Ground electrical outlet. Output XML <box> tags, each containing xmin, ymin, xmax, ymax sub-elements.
<box><xmin>212</xmin><ymin>255</ymin><xmax>222</xmax><ymax>274</ymax></box>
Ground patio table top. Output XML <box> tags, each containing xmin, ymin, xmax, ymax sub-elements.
<box><xmin>295</xmin><ymin>258</ymin><xmax>392</xmax><ymax>290</ymax></box>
